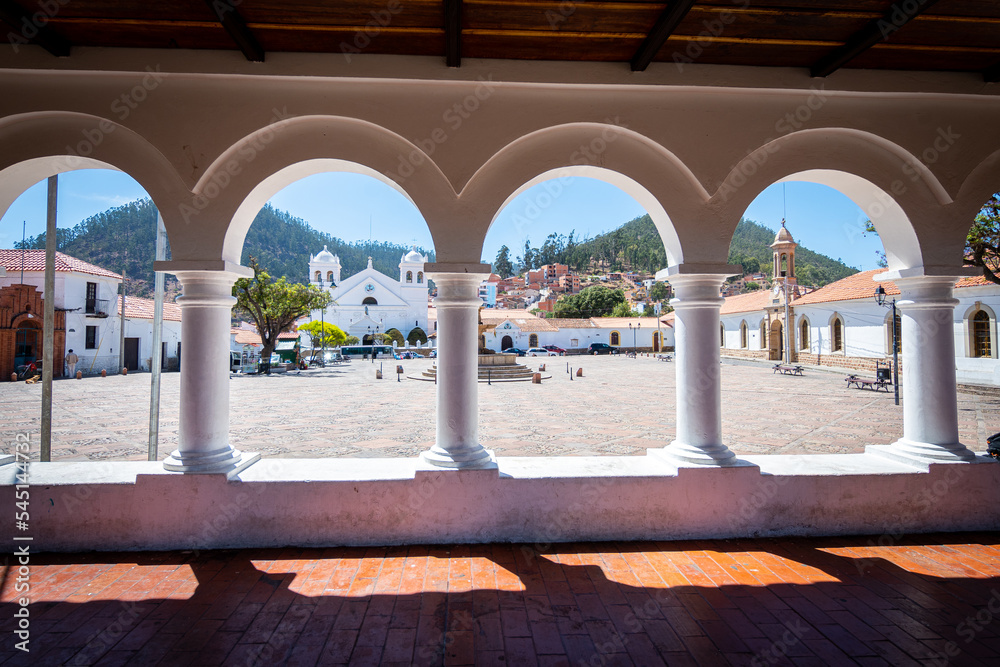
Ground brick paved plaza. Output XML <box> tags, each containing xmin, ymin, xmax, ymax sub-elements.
<box><xmin>2</xmin><ymin>356</ymin><xmax>998</xmax><ymax>462</ymax></box>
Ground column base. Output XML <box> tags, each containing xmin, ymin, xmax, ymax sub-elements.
<box><xmin>163</xmin><ymin>446</ymin><xmax>261</xmax><ymax>478</ymax></box>
<box><xmin>650</xmin><ymin>441</ymin><xmax>739</xmax><ymax>467</ymax></box>
<box><xmin>420</xmin><ymin>444</ymin><xmax>496</xmax><ymax>470</ymax></box>
<box><xmin>866</xmin><ymin>441</ymin><xmax>977</xmax><ymax>467</ymax></box>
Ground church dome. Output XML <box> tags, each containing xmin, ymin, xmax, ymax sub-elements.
<box><xmin>314</xmin><ymin>245</ymin><xmax>337</xmax><ymax>262</ymax></box>
<box><xmin>403</xmin><ymin>246</ymin><xmax>425</xmax><ymax>263</ymax></box>
<box><xmin>773</xmin><ymin>221</ymin><xmax>794</xmax><ymax>244</ymax></box>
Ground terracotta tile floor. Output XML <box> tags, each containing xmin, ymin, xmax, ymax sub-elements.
<box><xmin>2</xmin><ymin>533</ymin><xmax>999</xmax><ymax>666</ymax></box>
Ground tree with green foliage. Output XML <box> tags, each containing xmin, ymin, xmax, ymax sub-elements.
<box><xmin>966</xmin><ymin>193</ymin><xmax>1000</xmax><ymax>285</ymax></box>
<box><xmin>345</xmin><ymin>335</ymin><xmax>360</xmax><ymax>345</ymax></box>
<box><xmin>648</xmin><ymin>281</ymin><xmax>671</xmax><ymax>302</ymax></box>
<box><xmin>553</xmin><ymin>285</ymin><xmax>626</xmax><ymax>318</ymax></box>
<box><xmin>520</xmin><ymin>239</ymin><xmax>535</xmax><ymax>272</ymax></box>
<box><xmin>610</xmin><ymin>301</ymin><xmax>635</xmax><ymax>317</ymax></box>
<box><xmin>233</xmin><ymin>257</ymin><xmax>332</xmax><ymax>372</ymax></box>
<box><xmin>642</xmin><ymin>304</ymin><xmax>657</xmax><ymax>317</ymax></box>
<box><xmin>383</xmin><ymin>328</ymin><xmax>405</xmax><ymax>346</ymax></box>
<box><xmin>298</xmin><ymin>321</ymin><xmax>347</xmax><ymax>361</ymax></box>
<box><xmin>493</xmin><ymin>245</ymin><xmax>514</xmax><ymax>278</ymax></box>
<box><xmin>745</xmin><ymin>281</ymin><xmax>760</xmax><ymax>291</ymax></box>
<box><xmin>407</xmin><ymin>327</ymin><xmax>428</xmax><ymax>345</ymax></box>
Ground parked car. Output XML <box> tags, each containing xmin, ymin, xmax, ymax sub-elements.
<box><xmin>502</xmin><ymin>347</ymin><xmax>527</xmax><ymax>357</ymax></box>
<box><xmin>543</xmin><ymin>345</ymin><xmax>566</xmax><ymax>355</ymax></box>
<box><xmin>526</xmin><ymin>347</ymin><xmax>557</xmax><ymax>357</ymax></box>
<box><xmin>589</xmin><ymin>343</ymin><xmax>620</xmax><ymax>355</ymax></box>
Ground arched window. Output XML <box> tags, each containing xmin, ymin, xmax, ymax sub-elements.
<box><xmin>799</xmin><ymin>318</ymin><xmax>809</xmax><ymax>351</ymax></box>
<box><xmin>362</xmin><ymin>297</ymin><xmax>378</xmax><ymax>306</ymax></box>
<box><xmin>327</xmin><ymin>271</ymin><xmax>334</xmax><ymax>283</ymax></box>
<box><xmin>417</xmin><ymin>271</ymin><xmax>423</xmax><ymax>284</ymax></box>
<box><xmin>831</xmin><ymin>316</ymin><xmax>843</xmax><ymax>352</ymax></box>
<box><xmin>314</xmin><ymin>271</ymin><xmax>321</xmax><ymax>282</ymax></box>
<box><xmin>780</xmin><ymin>254</ymin><xmax>788</xmax><ymax>276</ymax></box>
<box><xmin>720</xmin><ymin>323</ymin><xmax>725</xmax><ymax>347</ymax></box>
<box><xmin>610</xmin><ymin>331</ymin><xmax>620</xmax><ymax>346</ymax></box>
<box><xmin>973</xmin><ymin>310</ymin><xmax>991</xmax><ymax>358</ymax></box>
<box><xmin>740</xmin><ymin>321</ymin><xmax>748</xmax><ymax>349</ymax></box>
<box><xmin>529</xmin><ymin>334</ymin><xmax>539</xmax><ymax>347</ymax></box>
<box><xmin>406</xmin><ymin>271</ymin><xmax>413</xmax><ymax>283</ymax></box>
<box><xmin>760</xmin><ymin>320</ymin><xmax>767</xmax><ymax>349</ymax></box>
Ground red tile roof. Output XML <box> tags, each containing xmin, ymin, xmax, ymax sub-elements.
<box><xmin>114</xmin><ymin>296</ymin><xmax>181</xmax><ymax>321</ymax></box>
<box><xmin>792</xmin><ymin>269</ymin><xmax>990</xmax><ymax>306</ymax></box>
<box><xmin>720</xmin><ymin>289</ymin><xmax>774</xmax><ymax>315</ymax></box>
<box><xmin>0</xmin><ymin>249</ymin><xmax>121</xmax><ymax>279</ymax></box>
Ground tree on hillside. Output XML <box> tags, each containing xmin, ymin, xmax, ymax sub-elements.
<box><xmin>553</xmin><ymin>285</ymin><xmax>626</xmax><ymax>318</ymax></box>
<box><xmin>298</xmin><ymin>321</ymin><xmax>347</xmax><ymax>361</ymax></box>
<box><xmin>648</xmin><ymin>281</ymin><xmax>671</xmax><ymax>302</ymax></box>
<box><xmin>494</xmin><ymin>245</ymin><xmax>514</xmax><ymax>278</ymax></box>
<box><xmin>966</xmin><ymin>193</ymin><xmax>1000</xmax><ymax>285</ymax></box>
<box><xmin>233</xmin><ymin>257</ymin><xmax>332</xmax><ymax>372</ymax></box>
<box><xmin>610</xmin><ymin>301</ymin><xmax>634</xmax><ymax>317</ymax></box>
<box><xmin>520</xmin><ymin>240</ymin><xmax>535</xmax><ymax>272</ymax></box>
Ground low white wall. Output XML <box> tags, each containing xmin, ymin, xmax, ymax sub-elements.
<box><xmin>6</xmin><ymin>451</ymin><xmax>999</xmax><ymax>552</ymax></box>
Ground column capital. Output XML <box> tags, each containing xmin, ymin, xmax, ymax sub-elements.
<box><xmin>893</xmin><ymin>275</ymin><xmax>960</xmax><ymax>310</ymax></box>
<box><xmin>174</xmin><ymin>270</ymin><xmax>241</xmax><ymax>309</ymax></box>
<box><xmin>667</xmin><ymin>272</ymin><xmax>728</xmax><ymax>309</ymax></box>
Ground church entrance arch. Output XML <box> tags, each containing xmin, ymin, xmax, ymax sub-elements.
<box><xmin>501</xmin><ymin>335</ymin><xmax>513</xmax><ymax>350</ymax></box>
<box><xmin>768</xmin><ymin>320</ymin><xmax>783</xmax><ymax>361</ymax></box>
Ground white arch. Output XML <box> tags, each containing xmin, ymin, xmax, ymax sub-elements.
<box><xmin>776</xmin><ymin>169</ymin><xmax>923</xmax><ymax>272</ymax></box>
<box><xmin>488</xmin><ymin>166</ymin><xmax>683</xmax><ymax>266</ymax></box>
<box><xmin>223</xmin><ymin>158</ymin><xmax>428</xmax><ymax>264</ymax></box>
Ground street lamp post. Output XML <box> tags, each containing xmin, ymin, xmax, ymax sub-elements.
<box><xmin>874</xmin><ymin>285</ymin><xmax>900</xmax><ymax>406</ymax></box>
<box><xmin>318</xmin><ymin>276</ymin><xmax>326</xmax><ymax>366</ymax></box>
<box><xmin>629</xmin><ymin>322</ymin><xmax>641</xmax><ymax>356</ymax></box>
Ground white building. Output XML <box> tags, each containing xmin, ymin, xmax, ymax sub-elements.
<box><xmin>308</xmin><ymin>246</ymin><xmax>430</xmax><ymax>344</ymax></box>
<box><xmin>476</xmin><ymin>309</ymin><xmax>673</xmax><ymax>352</ymax></box>
<box><xmin>0</xmin><ymin>250</ymin><xmax>182</xmax><ymax>377</ymax></box>
<box><xmin>718</xmin><ymin>225</ymin><xmax>1000</xmax><ymax>385</ymax></box>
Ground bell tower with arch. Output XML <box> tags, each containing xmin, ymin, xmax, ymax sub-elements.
<box><xmin>770</xmin><ymin>220</ymin><xmax>797</xmax><ymax>285</ymax></box>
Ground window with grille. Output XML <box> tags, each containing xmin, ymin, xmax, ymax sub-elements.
<box><xmin>973</xmin><ymin>310</ymin><xmax>991</xmax><ymax>358</ymax></box>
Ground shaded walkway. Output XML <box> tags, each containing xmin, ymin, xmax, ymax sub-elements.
<box><xmin>2</xmin><ymin>533</ymin><xmax>999</xmax><ymax>665</ymax></box>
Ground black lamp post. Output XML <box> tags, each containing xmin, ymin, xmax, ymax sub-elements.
<box><xmin>318</xmin><ymin>275</ymin><xmax>325</xmax><ymax>366</ymax></box>
<box><xmin>874</xmin><ymin>285</ymin><xmax>900</xmax><ymax>406</ymax></box>
<box><xmin>629</xmin><ymin>322</ymin><xmax>640</xmax><ymax>355</ymax></box>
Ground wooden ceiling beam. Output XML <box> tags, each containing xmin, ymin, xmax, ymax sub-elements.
<box><xmin>810</xmin><ymin>0</ymin><xmax>941</xmax><ymax>77</ymax></box>
<box><xmin>203</xmin><ymin>0</ymin><xmax>264</xmax><ymax>62</ymax></box>
<box><xmin>630</xmin><ymin>0</ymin><xmax>697</xmax><ymax>72</ymax></box>
<box><xmin>444</xmin><ymin>0</ymin><xmax>462</xmax><ymax>68</ymax></box>
<box><xmin>0</xmin><ymin>0</ymin><xmax>70</xmax><ymax>57</ymax></box>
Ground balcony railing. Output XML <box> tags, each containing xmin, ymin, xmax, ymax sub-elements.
<box><xmin>85</xmin><ymin>298</ymin><xmax>111</xmax><ymax>317</ymax></box>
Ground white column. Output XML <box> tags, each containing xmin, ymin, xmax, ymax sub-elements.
<box><xmin>421</xmin><ymin>266</ymin><xmax>493</xmax><ymax>468</ymax></box>
<box><xmin>656</xmin><ymin>273</ymin><xmax>737</xmax><ymax>465</ymax></box>
<box><xmin>163</xmin><ymin>271</ymin><xmax>259</xmax><ymax>475</ymax></box>
<box><xmin>876</xmin><ymin>276</ymin><xmax>975</xmax><ymax>463</ymax></box>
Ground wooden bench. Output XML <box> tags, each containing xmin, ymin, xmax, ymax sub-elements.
<box><xmin>844</xmin><ymin>374</ymin><xmax>891</xmax><ymax>392</ymax></box>
<box><xmin>773</xmin><ymin>364</ymin><xmax>804</xmax><ymax>376</ymax></box>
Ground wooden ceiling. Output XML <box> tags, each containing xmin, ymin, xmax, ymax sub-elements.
<box><xmin>1</xmin><ymin>1</ymin><xmax>998</xmax><ymax>81</ymax></box>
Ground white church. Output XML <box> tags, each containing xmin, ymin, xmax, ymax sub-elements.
<box><xmin>307</xmin><ymin>245</ymin><xmax>430</xmax><ymax>344</ymax></box>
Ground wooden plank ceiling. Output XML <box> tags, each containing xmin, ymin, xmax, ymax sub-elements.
<box><xmin>1</xmin><ymin>1</ymin><xmax>997</xmax><ymax>80</ymax></box>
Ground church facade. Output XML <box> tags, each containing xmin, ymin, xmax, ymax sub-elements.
<box><xmin>719</xmin><ymin>225</ymin><xmax>1000</xmax><ymax>386</ymax></box>
<box><xmin>307</xmin><ymin>246</ymin><xmax>430</xmax><ymax>344</ymax></box>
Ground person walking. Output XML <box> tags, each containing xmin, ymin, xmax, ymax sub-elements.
<box><xmin>65</xmin><ymin>349</ymin><xmax>79</xmax><ymax>378</ymax></box>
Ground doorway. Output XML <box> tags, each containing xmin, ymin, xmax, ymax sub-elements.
<box><xmin>124</xmin><ymin>337</ymin><xmax>140</xmax><ymax>371</ymax></box>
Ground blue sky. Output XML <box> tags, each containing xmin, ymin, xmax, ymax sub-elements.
<box><xmin>1</xmin><ymin>170</ymin><xmax>886</xmax><ymax>271</ymax></box>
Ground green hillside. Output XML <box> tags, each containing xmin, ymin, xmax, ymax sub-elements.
<box><xmin>15</xmin><ymin>200</ymin><xmax>435</xmax><ymax>298</ymax></box>
<box><xmin>505</xmin><ymin>215</ymin><xmax>857</xmax><ymax>287</ymax></box>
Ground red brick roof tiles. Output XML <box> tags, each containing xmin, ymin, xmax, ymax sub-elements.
<box><xmin>0</xmin><ymin>249</ymin><xmax>121</xmax><ymax>279</ymax></box>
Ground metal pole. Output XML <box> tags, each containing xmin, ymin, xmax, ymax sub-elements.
<box><xmin>148</xmin><ymin>213</ymin><xmax>166</xmax><ymax>461</ymax></box>
<box><xmin>40</xmin><ymin>175</ymin><xmax>57</xmax><ymax>462</ymax></box>
<box><xmin>783</xmin><ymin>275</ymin><xmax>791</xmax><ymax>363</ymax></box>
<box><xmin>118</xmin><ymin>225</ymin><xmax>128</xmax><ymax>372</ymax></box>
<box><xmin>891</xmin><ymin>299</ymin><xmax>900</xmax><ymax>406</ymax></box>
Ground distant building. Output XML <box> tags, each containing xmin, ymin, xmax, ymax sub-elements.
<box><xmin>307</xmin><ymin>245</ymin><xmax>430</xmax><ymax>344</ymax></box>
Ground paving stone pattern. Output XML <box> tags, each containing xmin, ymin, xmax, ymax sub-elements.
<box><xmin>1</xmin><ymin>357</ymin><xmax>997</xmax><ymax>461</ymax></box>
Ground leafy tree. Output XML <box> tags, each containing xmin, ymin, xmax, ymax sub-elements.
<box><xmin>642</xmin><ymin>304</ymin><xmax>657</xmax><ymax>317</ymax></box>
<box><xmin>648</xmin><ymin>281</ymin><xmax>671</xmax><ymax>302</ymax></box>
<box><xmin>966</xmin><ymin>193</ymin><xmax>1000</xmax><ymax>285</ymax></box>
<box><xmin>493</xmin><ymin>245</ymin><xmax>514</xmax><ymax>278</ymax></box>
<box><xmin>407</xmin><ymin>327</ymin><xmax>428</xmax><ymax>345</ymax></box>
<box><xmin>553</xmin><ymin>285</ymin><xmax>626</xmax><ymax>318</ymax></box>
<box><xmin>745</xmin><ymin>281</ymin><xmax>760</xmax><ymax>291</ymax></box>
<box><xmin>863</xmin><ymin>220</ymin><xmax>889</xmax><ymax>268</ymax></box>
<box><xmin>344</xmin><ymin>335</ymin><xmax>360</xmax><ymax>345</ymax></box>
<box><xmin>610</xmin><ymin>301</ymin><xmax>635</xmax><ymax>317</ymax></box>
<box><xmin>298</xmin><ymin>321</ymin><xmax>347</xmax><ymax>361</ymax></box>
<box><xmin>741</xmin><ymin>256</ymin><xmax>761</xmax><ymax>274</ymax></box>
<box><xmin>233</xmin><ymin>257</ymin><xmax>332</xmax><ymax>372</ymax></box>
<box><xmin>383</xmin><ymin>328</ymin><xmax>405</xmax><ymax>346</ymax></box>
<box><xmin>520</xmin><ymin>239</ymin><xmax>535</xmax><ymax>272</ymax></box>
